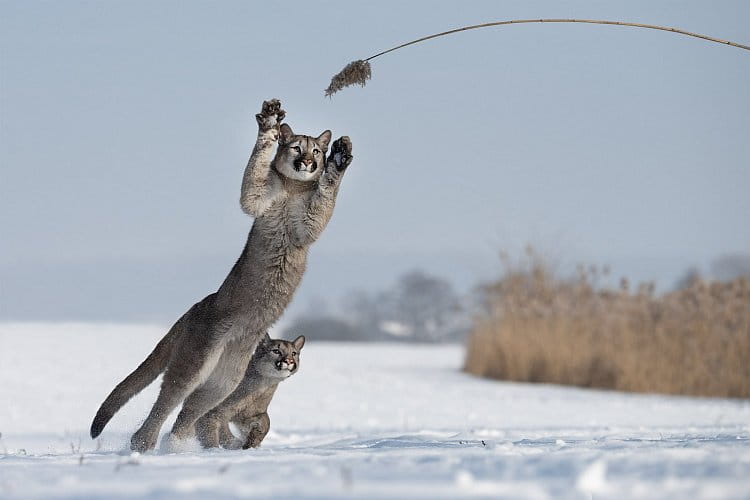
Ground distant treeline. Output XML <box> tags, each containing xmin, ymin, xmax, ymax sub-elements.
<box><xmin>283</xmin><ymin>270</ymin><xmax>471</xmax><ymax>343</ymax></box>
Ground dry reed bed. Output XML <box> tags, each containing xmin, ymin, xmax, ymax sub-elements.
<box><xmin>464</xmin><ymin>250</ymin><xmax>750</xmax><ymax>398</ymax></box>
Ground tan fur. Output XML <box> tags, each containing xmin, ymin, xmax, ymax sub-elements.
<box><xmin>196</xmin><ymin>334</ymin><xmax>305</xmax><ymax>449</ymax></box>
<box><xmin>90</xmin><ymin>99</ymin><xmax>353</xmax><ymax>451</ymax></box>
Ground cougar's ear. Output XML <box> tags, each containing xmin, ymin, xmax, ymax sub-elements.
<box><xmin>279</xmin><ymin>123</ymin><xmax>294</xmax><ymax>144</ymax></box>
<box><xmin>292</xmin><ymin>335</ymin><xmax>306</xmax><ymax>351</ymax></box>
<box><xmin>316</xmin><ymin>130</ymin><xmax>332</xmax><ymax>151</ymax></box>
<box><xmin>261</xmin><ymin>332</ymin><xmax>272</xmax><ymax>345</ymax></box>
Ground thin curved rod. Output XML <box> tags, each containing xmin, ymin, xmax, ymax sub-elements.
<box><xmin>365</xmin><ymin>18</ymin><xmax>750</xmax><ymax>61</ymax></box>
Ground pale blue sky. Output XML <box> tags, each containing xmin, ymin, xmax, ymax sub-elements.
<box><xmin>1</xmin><ymin>1</ymin><xmax>748</xmax><ymax>321</ymax></box>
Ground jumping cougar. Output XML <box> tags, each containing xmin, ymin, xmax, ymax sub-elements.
<box><xmin>90</xmin><ymin>99</ymin><xmax>353</xmax><ymax>451</ymax></box>
<box><xmin>196</xmin><ymin>333</ymin><xmax>304</xmax><ymax>449</ymax></box>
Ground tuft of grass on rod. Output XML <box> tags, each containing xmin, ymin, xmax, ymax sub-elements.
<box><xmin>325</xmin><ymin>60</ymin><xmax>372</xmax><ymax>97</ymax></box>
<box><xmin>325</xmin><ymin>18</ymin><xmax>750</xmax><ymax>96</ymax></box>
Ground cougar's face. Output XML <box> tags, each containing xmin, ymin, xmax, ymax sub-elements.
<box><xmin>257</xmin><ymin>335</ymin><xmax>305</xmax><ymax>380</ymax></box>
<box><xmin>275</xmin><ymin>124</ymin><xmax>331</xmax><ymax>182</ymax></box>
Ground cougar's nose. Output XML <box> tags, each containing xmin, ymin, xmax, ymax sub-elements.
<box><xmin>302</xmin><ymin>157</ymin><xmax>313</xmax><ymax>166</ymax></box>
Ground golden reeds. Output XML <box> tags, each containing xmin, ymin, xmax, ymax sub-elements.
<box><xmin>464</xmin><ymin>249</ymin><xmax>750</xmax><ymax>398</ymax></box>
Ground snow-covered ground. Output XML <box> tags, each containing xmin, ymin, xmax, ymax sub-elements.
<box><xmin>1</xmin><ymin>323</ymin><xmax>749</xmax><ymax>499</ymax></box>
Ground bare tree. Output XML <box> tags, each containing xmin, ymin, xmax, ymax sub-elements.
<box><xmin>711</xmin><ymin>254</ymin><xmax>750</xmax><ymax>282</ymax></box>
<box><xmin>389</xmin><ymin>270</ymin><xmax>464</xmax><ymax>342</ymax></box>
<box><xmin>289</xmin><ymin>270</ymin><xmax>467</xmax><ymax>343</ymax></box>
<box><xmin>674</xmin><ymin>266</ymin><xmax>702</xmax><ymax>290</ymax></box>
<box><xmin>342</xmin><ymin>290</ymin><xmax>387</xmax><ymax>340</ymax></box>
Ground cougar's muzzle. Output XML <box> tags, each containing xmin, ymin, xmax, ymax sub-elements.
<box><xmin>293</xmin><ymin>157</ymin><xmax>318</xmax><ymax>173</ymax></box>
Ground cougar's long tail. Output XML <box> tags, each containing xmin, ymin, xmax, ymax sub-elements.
<box><xmin>89</xmin><ymin>321</ymin><xmax>181</xmax><ymax>439</ymax></box>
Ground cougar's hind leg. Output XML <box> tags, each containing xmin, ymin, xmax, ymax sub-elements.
<box><xmin>171</xmin><ymin>384</ymin><xmax>231</xmax><ymax>444</ymax></box>
<box><xmin>130</xmin><ymin>372</ymin><xmax>199</xmax><ymax>452</ymax></box>
<box><xmin>130</xmin><ymin>328</ymin><xmax>225</xmax><ymax>452</ymax></box>
<box><xmin>173</xmin><ymin>334</ymin><xmax>256</xmax><ymax>445</ymax></box>
<box><xmin>191</xmin><ymin>380</ymin><xmax>250</xmax><ymax>448</ymax></box>
<box><xmin>195</xmin><ymin>409</ymin><xmax>239</xmax><ymax>449</ymax></box>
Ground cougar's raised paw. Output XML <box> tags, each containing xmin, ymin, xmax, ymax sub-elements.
<box><xmin>255</xmin><ymin>98</ymin><xmax>286</xmax><ymax>135</ymax></box>
<box><xmin>329</xmin><ymin>136</ymin><xmax>353</xmax><ymax>171</ymax></box>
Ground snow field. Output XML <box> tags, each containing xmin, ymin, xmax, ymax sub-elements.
<box><xmin>1</xmin><ymin>323</ymin><xmax>749</xmax><ymax>498</ymax></box>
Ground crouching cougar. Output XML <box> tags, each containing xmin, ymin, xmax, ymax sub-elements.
<box><xmin>90</xmin><ymin>99</ymin><xmax>353</xmax><ymax>451</ymax></box>
<box><xmin>196</xmin><ymin>333</ymin><xmax>305</xmax><ymax>450</ymax></box>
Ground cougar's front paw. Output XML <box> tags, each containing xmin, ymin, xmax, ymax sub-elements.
<box><xmin>328</xmin><ymin>136</ymin><xmax>353</xmax><ymax>172</ymax></box>
<box><xmin>255</xmin><ymin>98</ymin><xmax>286</xmax><ymax>138</ymax></box>
<box><xmin>242</xmin><ymin>430</ymin><xmax>264</xmax><ymax>449</ymax></box>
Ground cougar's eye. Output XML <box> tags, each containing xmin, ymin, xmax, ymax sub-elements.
<box><xmin>292</xmin><ymin>351</ymin><xmax>297</xmax><ymax>356</ymax></box>
<box><xmin>272</xmin><ymin>349</ymin><xmax>281</xmax><ymax>354</ymax></box>
<box><xmin>313</xmin><ymin>149</ymin><xmax>319</xmax><ymax>155</ymax></box>
<box><xmin>292</xmin><ymin>146</ymin><xmax>301</xmax><ymax>153</ymax></box>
